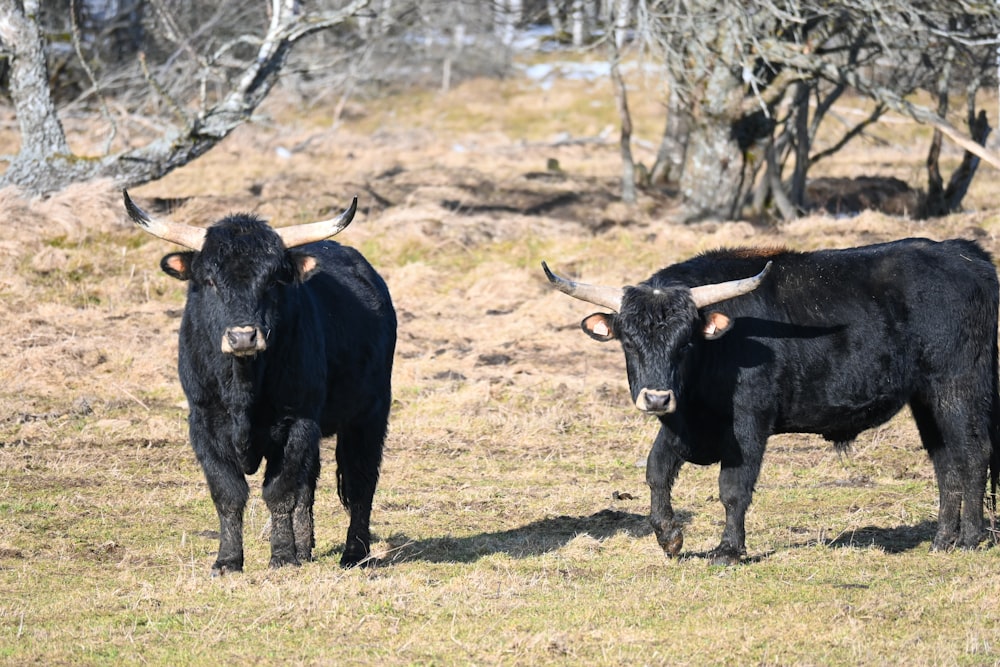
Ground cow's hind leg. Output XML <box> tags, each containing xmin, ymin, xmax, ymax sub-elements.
<box><xmin>911</xmin><ymin>394</ymin><xmax>989</xmax><ymax>551</ymax></box>
<box><xmin>710</xmin><ymin>428</ymin><xmax>768</xmax><ymax>566</ymax></box>
<box><xmin>710</xmin><ymin>461</ymin><xmax>760</xmax><ymax>566</ymax></box>
<box><xmin>336</xmin><ymin>411</ymin><xmax>387</xmax><ymax>568</ymax></box>
<box><xmin>647</xmin><ymin>426</ymin><xmax>685</xmax><ymax>557</ymax></box>
<box><xmin>263</xmin><ymin>419</ymin><xmax>321</xmax><ymax>568</ymax></box>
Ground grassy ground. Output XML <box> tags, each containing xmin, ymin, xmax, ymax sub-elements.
<box><xmin>2</xmin><ymin>67</ymin><xmax>1000</xmax><ymax>665</ymax></box>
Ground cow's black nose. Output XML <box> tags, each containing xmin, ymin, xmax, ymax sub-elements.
<box><xmin>645</xmin><ymin>391</ymin><xmax>672</xmax><ymax>411</ymax></box>
<box><xmin>637</xmin><ymin>388</ymin><xmax>676</xmax><ymax>414</ymax></box>
<box><xmin>225</xmin><ymin>326</ymin><xmax>258</xmax><ymax>353</ymax></box>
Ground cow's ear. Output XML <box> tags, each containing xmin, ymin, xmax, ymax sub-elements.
<box><xmin>291</xmin><ymin>252</ymin><xmax>320</xmax><ymax>282</ymax></box>
<box><xmin>701</xmin><ymin>311</ymin><xmax>732</xmax><ymax>340</ymax></box>
<box><xmin>161</xmin><ymin>252</ymin><xmax>193</xmax><ymax>281</ymax></box>
<box><xmin>582</xmin><ymin>313</ymin><xmax>616</xmax><ymax>342</ymax></box>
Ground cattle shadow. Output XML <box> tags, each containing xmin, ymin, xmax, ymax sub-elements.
<box><xmin>668</xmin><ymin>520</ymin><xmax>951</xmax><ymax>564</ymax></box>
<box><xmin>820</xmin><ymin>520</ymin><xmax>937</xmax><ymax>553</ymax></box>
<box><xmin>325</xmin><ymin>517</ymin><xmax>994</xmax><ymax>567</ymax></box>
<box><xmin>356</xmin><ymin>509</ymin><xmax>658</xmax><ymax>564</ymax></box>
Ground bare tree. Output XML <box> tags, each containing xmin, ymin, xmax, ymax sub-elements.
<box><xmin>631</xmin><ymin>1</ymin><xmax>1000</xmax><ymax>221</ymax></box>
<box><xmin>0</xmin><ymin>0</ymin><xmax>370</xmax><ymax>195</ymax></box>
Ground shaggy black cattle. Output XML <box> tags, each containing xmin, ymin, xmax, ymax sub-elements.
<box><xmin>544</xmin><ymin>238</ymin><xmax>1000</xmax><ymax>565</ymax></box>
<box><xmin>125</xmin><ymin>191</ymin><xmax>396</xmax><ymax>573</ymax></box>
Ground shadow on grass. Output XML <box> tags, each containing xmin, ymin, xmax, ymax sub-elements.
<box><xmin>820</xmin><ymin>520</ymin><xmax>938</xmax><ymax>553</ymax></box>
<box><xmin>332</xmin><ymin>517</ymin><xmax>997</xmax><ymax>568</ymax></box>
<box><xmin>376</xmin><ymin>508</ymin><xmax>656</xmax><ymax>564</ymax></box>
<box><xmin>676</xmin><ymin>520</ymin><xmax>947</xmax><ymax>565</ymax></box>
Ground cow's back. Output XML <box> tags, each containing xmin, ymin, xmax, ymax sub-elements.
<box><xmin>665</xmin><ymin>238</ymin><xmax>999</xmax><ymax>442</ymax></box>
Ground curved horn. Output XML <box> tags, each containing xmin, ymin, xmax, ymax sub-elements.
<box><xmin>542</xmin><ymin>261</ymin><xmax>623</xmax><ymax>312</ymax></box>
<box><xmin>690</xmin><ymin>261</ymin><xmax>772</xmax><ymax>309</ymax></box>
<box><xmin>123</xmin><ymin>190</ymin><xmax>206</xmax><ymax>251</ymax></box>
<box><xmin>274</xmin><ymin>197</ymin><xmax>358</xmax><ymax>249</ymax></box>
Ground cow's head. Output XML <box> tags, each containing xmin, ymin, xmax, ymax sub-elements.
<box><xmin>542</xmin><ymin>261</ymin><xmax>771</xmax><ymax>416</ymax></box>
<box><xmin>125</xmin><ymin>190</ymin><xmax>357</xmax><ymax>357</ymax></box>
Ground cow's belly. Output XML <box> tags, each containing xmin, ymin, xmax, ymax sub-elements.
<box><xmin>775</xmin><ymin>393</ymin><xmax>909</xmax><ymax>443</ymax></box>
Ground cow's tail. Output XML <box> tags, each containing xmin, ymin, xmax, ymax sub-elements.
<box><xmin>990</xmin><ymin>343</ymin><xmax>1000</xmax><ymax>544</ymax></box>
<box><xmin>990</xmin><ymin>389</ymin><xmax>1000</xmax><ymax>539</ymax></box>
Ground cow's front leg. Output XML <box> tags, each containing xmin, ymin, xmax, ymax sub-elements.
<box><xmin>711</xmin><ymin>441</ymin><xmax>765</xmax><ymax>566</ymax></box>
<box><xmin>263</xmin><ymin>419</ymin><xmax>321</xmax><ymax>568</ymax></box>
<box><xmin>647</xmin><ymin>426</ymin><xmax>685</xmax><ymax>557</ymax></box>
<box><xmin>189</xmin><ymin>411</ymin><xmax>249</xmax><ymax>575</ymax></box>
<box><xmin>293</xmin><ymin>478</ymin><xmax>317</xmax><ymax>563</ymax></box>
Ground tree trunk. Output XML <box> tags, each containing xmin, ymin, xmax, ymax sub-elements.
<box><xmin>924</xmin><ymin>42</ymin><xmax>955</xmax><ymax>216</ymax></box>
<box><xmin>610</xmin><ymin>56</ymin><xmax>635</xmax><ymax>204</ymax></box>
<box><xmin>675</xmin><ymin>15</ymin><xmax>747</xmax><ymax>221</ymax></box>
<box><xmin>0</xmin><ymin>0</ymin><xmax>74</xmax><ymax>193</ymax></box>
<box><xmin>495</xmin><ymin>0</ymin><xmax>521</xmax><ymax>46</ymax></box>
<box><xmin>610</xmin><ymin>0</ymin><xmax>634</xmax><ymax>203</ymax></box>
<box><xmin>613</xmin><ymin>0</ymin><xmax>629</xmax><ymax>50</ymax></box>
<box><xmin>649</xmin><ymin>71</ymin><xmax>688</xmax><ymax>185</ymax></box>
<box><xmin>571</xmin><ymin>0</ymin><xmax>585</xmax><ymax>46</ymax></box>
<box><xmin>547</xmin><ymin>0</ymin><xmax>563</xmax><ymax>35</ymax></box>
<box><xmin>679</xmin><ymin>120</ymin><xmax>745</xmax><ymax>220</ymax></box>
<box><xmin>789</xmin><ymin>81</ymin><xmax>810</xmax><ymax>210</ymax></box>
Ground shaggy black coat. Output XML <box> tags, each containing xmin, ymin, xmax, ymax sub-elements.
<box><xmin>580</xmin><ymin>238</ymin><xmax>999</xmax><ymax>564</ymax></box>
<box><xmin>162</xmin><ymin>214</ymin><xmax>395</xmax><ymax>573</ymax></box>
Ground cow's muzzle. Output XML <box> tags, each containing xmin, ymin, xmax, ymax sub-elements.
<box><xmin>636</xmin><ymin>388</ymin><xmax>676</xmax><ymax>415</ymax></box>
<box><xmin>221</xmin><ymin>326</ymin><xmax>267</xmax><ymax>356</ymax></box>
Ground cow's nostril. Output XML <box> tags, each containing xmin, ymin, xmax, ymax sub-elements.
<box><xmin>649</xmin><ymin>391</ymin><xmax>672</xmax><ymax>411</ymax></box>
<box><xmin>223</xmin><ymin>326</ymin><xmax>263</xmax><ymax>355</ymax></box>
<box><xmin>229</xmin><ymin>329</ymin><xmax>253</xmax><ymax>348</ymax></box>
<box><xmin>637</xmin><ymin>388</ymin><xmax>676</xmax><ymax>414</ymax></box>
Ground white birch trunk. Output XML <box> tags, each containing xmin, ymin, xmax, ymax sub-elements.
<box><xmin>571</xmin><ymin>0</ymin><xmax>585</xmax><ymax>46</ymax></box>
<box><xmin>614</xmin><ymin>0</ymin><xmax>630</xmax><ymax>50</ymax></box>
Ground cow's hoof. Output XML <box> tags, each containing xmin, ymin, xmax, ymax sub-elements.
<box><xmin>930</xmin><ymin>534</ymin><xmax>958</xmax><ymax>552</ymax></box>
<box><xmin>340</xmin><ymin>551</ymin><xmax>376</xmax><ymax>569</ymax></box>
<box><xmin>956</xmin><ymin>530</ymin><xmax>985</xmax><ymax>550</ymax></box>
<box><xmin>268</xmin><ymin>555</ymin><xmax>302</xmax><ymax>569</ymax></box>
<box><xmin>211</xmin><ymin>560</ymin><xmax>243</xmax><ymax>577</ymax></box>
<box><xmin>707</xmin><ymin>545</ymin><xmax>743</xmax><ymax>566</ymax></box>
<box><xmin>656</xmin><ymin>525</ymin><xmax>684</xmax><ymax>558</ymax></box>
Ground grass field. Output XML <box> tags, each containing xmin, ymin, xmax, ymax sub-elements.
<box><xmin>2</xmin><ymin>63</ymin><xmax>1000</xmax><ymax>665</ymax></box>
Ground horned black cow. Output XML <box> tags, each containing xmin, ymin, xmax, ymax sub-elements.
<box><xmin>544</xmin><ymin>238</ymin><xmax>1000</xmax><ymax>565</ymax></box>
<box><xmin>125</xmin><ymin>191</ymin><xmax>395</xmax><ymax>573</ymax></box>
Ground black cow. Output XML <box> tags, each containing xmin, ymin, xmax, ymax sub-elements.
<box><xmin>544</xmin><ymin>238</ymin><xmax>1000</xmax><ymax>564</ymax></box>
<box><xmin>125</xmin><ymin>191</ymin><xmax>396</xmax><ymax>573</ymax></box>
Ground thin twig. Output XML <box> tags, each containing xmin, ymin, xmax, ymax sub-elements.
<box><xmin>69</xmin><ymin>0</ymin><xmax>117</xmax><ymax>155</ymax></box>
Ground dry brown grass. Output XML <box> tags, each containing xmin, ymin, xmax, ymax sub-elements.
<box><xmin>2</xmin><ymin>70</ymin><xmax>1000</xmax><ymax>665</ymax></box>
